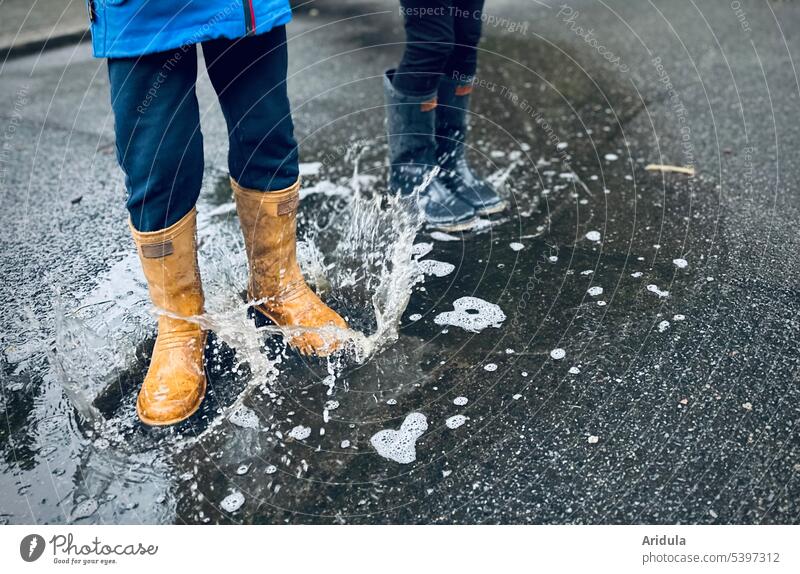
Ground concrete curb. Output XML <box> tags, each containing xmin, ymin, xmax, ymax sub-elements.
<box><xmin>0</xmin><ymin>26</ymin><xmax>90</xmax><ymax>61</ymax></box>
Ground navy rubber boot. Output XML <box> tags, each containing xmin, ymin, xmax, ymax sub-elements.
<box><xmin>384</xmin><ymin>70</ymin><xmax>477</xmax><ymax>232</ymax></box>
<box><xmin>436</xmin><ymin>76</ymin><xmax>507</xmax><ymax>216</ymax></box>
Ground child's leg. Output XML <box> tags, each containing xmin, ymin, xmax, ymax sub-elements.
<box><xmin>107</xmin><ymin>47</ymin><xmax>204</xmax><ymax>232</ymax></box>
<box><xmin>435</xmin><ymin>0</ymin><xmax>505</xmax><ymax>216</ymax></box>
<box><xmin>201</xmin><ymin>26</ymin><xmax>299</xmax><ymax>192</ymax></box>
<box><xmin>108</xmin><ymin>48</ymin><xmax>207</xmax><ymax>426</ymax></box>
<box><xmin>443</xmin><ymin>0</ymin><xmax>484</xmax><ymax>80</ymax></box>
<box><xmin>394</xmin><ymin>0</ymin><xmax>456</xmax><ymax>96</ymax></box>
<box><xmin>201</xmin><ymin>29</ymin><xmax>346</xmax><ymax>357</ymax></box>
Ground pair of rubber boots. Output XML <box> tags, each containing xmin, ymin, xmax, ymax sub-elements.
<box><xmin>130</xmin><ymin>178</ymin><xmax>347</xmax><ymax>426</ymax></box>
<box><xmin>384</xmin><ymin>70</ymin><xmax>506</xmax><ymax>231</ymax></box>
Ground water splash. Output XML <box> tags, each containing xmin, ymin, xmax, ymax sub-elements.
<box><xmin>52</xmin><ymin>153</ymin><xmax>426</xmax><ymax>435</ymax></box>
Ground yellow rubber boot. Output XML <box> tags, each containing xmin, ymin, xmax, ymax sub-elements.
<box><xmin>130</xmin><ymin>209</ymin><xmax>207</xmax><ymax>426</ymax></box>
<box><xmin>232</xmin><ymin>178</ymin><xmax>347</xmax><ymax>356</ymax></box>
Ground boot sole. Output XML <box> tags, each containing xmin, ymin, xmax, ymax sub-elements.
<box><xmin>136</xmin><ymin>333</ymin><xmax>208</xmax><ymax>427</ymax></box>
<box><xmin>427</xmin><ymin>215</ymin><xmax>480</xmax><ymax>233</ymax></box>
<box><xmin>475</xmin><ymin>200</ymin><xmax>509</xmax><ymax>217</ymax></box>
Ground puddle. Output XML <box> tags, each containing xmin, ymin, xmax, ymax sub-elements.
<box><xmin>1</xmin><ymin>11</ymin><xmax>725</xmax><ymax>525</ymax></box>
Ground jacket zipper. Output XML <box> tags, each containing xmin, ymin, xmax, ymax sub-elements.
<box><xmin>242</xmin><ymin>0</ymin><xmax>256</xmax><ymax>35</ymax></box>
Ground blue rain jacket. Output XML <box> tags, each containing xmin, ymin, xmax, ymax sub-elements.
<box><xmin>89</xmin><ymin>0</ymin><xmax>292</xmax><ymax>58</ymax></box>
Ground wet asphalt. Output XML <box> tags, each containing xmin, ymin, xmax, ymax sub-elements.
<box><xmin>1</xmin><ymin>0</ymin><xmax>800</xmax><ymax>524</ymax></box>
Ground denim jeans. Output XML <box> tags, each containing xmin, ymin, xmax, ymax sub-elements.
<box><xmin>394</xmin><ymin>0</ymin><xmax>486</xmax><ymax>96</ymax></box>
<box><xmin>108</xmin><ymin>26</ymin><xmax>299</xmax><ymax>232</ymax></box>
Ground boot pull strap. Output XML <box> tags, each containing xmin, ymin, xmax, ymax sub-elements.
<box><xmin>231</xmin><ymin>177</ymin><xmax>301</xmax><ymax>217</ymax></box>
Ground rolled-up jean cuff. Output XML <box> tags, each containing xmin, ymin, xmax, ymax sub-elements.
<box><xmin>384</xmin><ymin>69</ymin><xmax>439</xmax><ymax>103</ymax></box>
<box><xmin>387</xmin><ymin>68</ymin><xmax>442</xmax><ymax>98</ymax></box>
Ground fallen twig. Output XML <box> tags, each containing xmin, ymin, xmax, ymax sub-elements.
<box><xmin>645</xmin><ymin>164</ymin><xmax>695</xmax><ymax>176</ymax></box>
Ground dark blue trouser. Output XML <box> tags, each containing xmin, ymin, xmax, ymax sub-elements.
<box><xmin>108</xmin><ymin>26</ymin><xmax>299</xmax><ymax>232</ymax></box>
<box><xmin>394</xmin><ymin>0</ymin><xmax>485</xmax><ymax>96</ymax></box>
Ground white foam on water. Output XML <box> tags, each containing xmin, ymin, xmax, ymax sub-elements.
<box><xmin>220</xmin><ymin>491</ymin><xmax>245</xmax><ymax>513</ymax></box>
<box><xmin>673</xmin><ymin>258</ymin><xmax>688</xmax><ymax>269</ymax></box>
<box><xmin>673</xmin><ymin>314</ymin><xmax>686</xmax><ymax>321</ymax></box>
<box><xmin>484</xmin><ymin>363</ymin><xmax>498</xmax><ymax>372</ymax></box>
<box><xmin>433</xmin><ymin>296</ymin><xmax>506</xmax><ymax>333</ymax></box>
<box><xmin>646</xmin><ymin>284</ymin><xmax>670</xmax><ymax>298</ymax></box>
<box><xmin>430</xmin><ymin>231</ymin><xmax>460</xmax><ymax>242</ymax></box>
<box><xmin>510</xmin><ymin>242</ymin><xmax>525</xmax><ymax>251</ymax></box>
<box><xmin>340</xmin><ymin>440</ymin><xmax>351</xmax><ymax>448</ymax></box>
<box><xmin>585</xmin><ymin>230</ymin><xmax>601</xmax><ymax>242</ymax></box>
<box><xmin>512</xmin><ymin>393</ymin><xmax>522</xmax><ymax>400</ymax></box>
<box><xmin>587</xmin><ymin>435</ymin><xmax>600</xmax><ymax>444</ymax></box>
<box><xmin>569</xmin><ymin>366</ymin><xmax>581</xmax><ymax>374</ymax></box>
<box><xmin>289</xmin><ymin>425</ymin><xmax>311</xmax><ymax>441</ymax></box>
<box><xmin>453</xmin><ymin>396</ymin><xmax>468</xmax><ymax>406</ymax></box>
<box><xmin>370</xmin><ymin>412</ymin><xmax>428</xmax><ymax>464</ymax></box>
<box><xmin>445</xmin><ymin>415</ymin><xmax>467</xmax><ymax>429</ymax></box>
<box><xmin>321</xmin><ymin>372</ymin><xmax>336</xmax><ymax>396</ymax></box>
<box><xmin>587</xmin><ymin>286</ymin><xmax>603</xmax><ymax>297</ymax></box>
<box><xmin>265</xmin><ymin>465</ymin><xmax>277</xmax><ymax>474</ymax></box>
<box><xmin>631</xmin><ymin>271</ymin><xmax>643</xmax><ymax>278</ymax></box>
<box><xmin>228</xmin><ymin>406</ymin><xmax>260</xmax><ymax>429</ymax></box>
<box><xmin>412</xmin><ymin>242</ymin><xmax>434</xmax><ymax>259</ymax></box>
<box><xmin>581</xmin><ymin>270</ymin><xmax>593</xmax><ymax>275</ymax></box>
<box><xmin>548</xmin><ymin>255</ymin><xmax>558</xmax><ymax>262</ymax></box>
<box><xmin>408</xmin><ymin>313</ymin><xmax>422</xmax><ymax>321</ymax></box>
<box><xmin>550</xmin><ymin>348</ymin><xmax>566</xmax><ymax>360</ymax></box>
<box><xmin>604</xmin><ymin>153</ymin><xmax>619</xmax><ymax>161</ymax></box>
<box><xmin>418</xmin><ymin>259</ymin><xmax>455</xmax><ymax>277</ymax></box>
<box><xmin>658</xmin><ymin>320</ymin><xmax>670</xmax><ymax>332</ymax></box>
